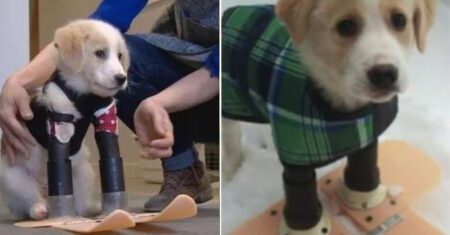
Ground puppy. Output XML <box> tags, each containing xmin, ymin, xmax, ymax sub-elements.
<box><xmin>222</xmin><ymin>0</ymin><xmax>436</xmax><ymax>234</ymax></box>
<box><xmin>0</xmin><ymin>19</ymin><xmax>129</xmax><ymax>220</ymax></box>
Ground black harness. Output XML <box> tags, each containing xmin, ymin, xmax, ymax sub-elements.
<box><xmin>26</xmin><ymin>71</ymin><xmax>114</xmax><ymax>155</ymax></box>
<box><xmin>25</xmin><ymin>71</ymin><xmax>126</xmax><ymax>206</ymax></box>
<box><xmin>48</xmin><ymin>73</ymin><xmax>113</xmax><ymax>117</ymax></box>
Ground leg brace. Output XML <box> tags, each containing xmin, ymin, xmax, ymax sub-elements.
<box><xmin>282</xmin><ymin>165</ymin><xmax>322</xmax><ymax>230</ymax></box>
<box><xmin>46</xmin><ymin>111</ymin><xmax>76</xmax><ymax>217</ymax></box>
<box><xmin>345</xmin><ymin>140</ymin><xmax>380</xmax><ymax>192</ymax></box>
<box><xmin>93</xmin><ymin>103</ymin><xmax>127</xmax><ymax>213</ymax></box>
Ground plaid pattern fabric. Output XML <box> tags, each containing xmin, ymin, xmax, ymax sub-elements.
<box><xmin>222</xmin><ymin>5</ymin><xmax>398</xmax><ymax>166</ymax></box>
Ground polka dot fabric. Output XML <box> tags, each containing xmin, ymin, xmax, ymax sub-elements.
<box><xmin>94</xmin><ymin>104</ymin><xmax>118</xmax><ymax>136</ymax></box>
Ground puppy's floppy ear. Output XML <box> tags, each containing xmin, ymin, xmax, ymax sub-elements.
<box><xmin>413</xmin><ymin>0</ymin><xmax>437</xmax><ymax>53</ymax></box>
<box><xmin>54</xmin><ymin>22</ymin><xmax>88</xmax><ymax>71</ymax></box>
<box><xmin>276</xmin><ymin>0</ymin><xmax>316</xmax><ymax>44</ymax></box>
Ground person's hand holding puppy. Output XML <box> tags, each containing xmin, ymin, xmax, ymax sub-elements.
<box><xmin>0</xmin><ymin>78</ymin><xmax>36</xmax><ymax>164</ymax></box>
<box><xmin>0</xmin><ymin>44</ymin><xmax>57</xmax><ymax>164</ymax></box>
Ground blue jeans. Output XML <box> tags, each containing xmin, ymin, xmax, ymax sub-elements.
<box><xmin>115</xmin><ymin>35</ymin><xmax>219</xmax><ymax>171</ymax></box>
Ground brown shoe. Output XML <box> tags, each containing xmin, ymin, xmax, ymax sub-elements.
<box><xmin>144</xmin><ymin>160</ymin><xmax>213</xmax><ymax>212</ymax></box>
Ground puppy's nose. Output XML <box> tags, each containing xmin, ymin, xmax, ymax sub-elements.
<box><xmin>115</xmin><ymin>74</ymin><xmax>127</xmax><ymax>85</ymax></box>
<box><xmin>367</xmin><ymin>65</ymin><xmax>398</xmax><ymax>89</ymax></box>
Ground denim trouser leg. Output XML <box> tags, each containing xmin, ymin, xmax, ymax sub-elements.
<box><xmin>115</xmin><ymin>35</ymin><xmax>218</xmax><ymax>171</ymax></box>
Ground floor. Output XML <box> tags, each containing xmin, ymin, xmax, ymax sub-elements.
<box><xmin>0</xmin><ymin>160</ymin><xmax>220</xmax><ymax>235</ymax></box>
<box><xmin>0</xmin><ymin>195</ymin><xmax>219</xmax><ymax>235</ymax></box>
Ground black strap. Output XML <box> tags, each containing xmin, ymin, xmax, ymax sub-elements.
<box><xmin>48</xmin><ymin>111</ymin><xmax>75</xmax><ymax>123</ymax></box>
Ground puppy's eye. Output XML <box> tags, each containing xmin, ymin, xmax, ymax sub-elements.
<box><xmin>118</xmin><ymin>53</ymin><xmax>123</xmax><ymax>60</ymax></box>
<box><xmin>392</xmin><ymin>13</ymin><xmax>407</xmax><ymax>31</ymax></box>
<box><xmin>95</xmin><ymin>50</ymin><xmax>106</xmax><ymax>59</ymax></box>
<box><xmin>337</xmin><ymin>19</ymin><xmax>358</xmax><ymax>37</ymax></box>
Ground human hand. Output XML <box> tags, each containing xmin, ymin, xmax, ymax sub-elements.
<box><xmin>0</xmin><ymin>77</ymin><xmax>37</xmax><ymax>164</ymax></box>
<box><xmin>134</xmin><ymin>98</ymin><xmax>174</xmax><ymax>159</ymax></box>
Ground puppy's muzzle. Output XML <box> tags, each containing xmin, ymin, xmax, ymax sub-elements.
<box><xmin>114</xmin><ymin>74</ymin><xmax>127</xmax><ymax>86</ymax></box>
<box><xmin>367</xmin><ymin>64</ymin><xmax>398</xmax><ymax>90</ymax></box>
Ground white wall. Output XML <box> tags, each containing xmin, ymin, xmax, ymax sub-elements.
<box><xmin>0</xmin><ymin>1</ymin><xmax>29</xmax><ymax>87</ymax></box>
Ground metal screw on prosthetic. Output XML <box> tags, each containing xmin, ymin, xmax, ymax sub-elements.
<box><xmin>46</xmin><ymin>113</ymin><xmax>76</xmax><ymax>218</ymax></box>
<box><xmin>93</xmin><ymin>103</ymin><xmax>128</xmax><ymax>214</ymax></box>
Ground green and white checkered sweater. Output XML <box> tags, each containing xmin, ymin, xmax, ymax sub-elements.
<box><xmin>222</xmin><ymin>5</ymin><xmax>398</xmax><ymax>167</ymax></box>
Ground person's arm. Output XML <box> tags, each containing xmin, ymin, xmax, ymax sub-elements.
<box><xmin>203</xmin><ymin>46</ymin><xmax>220</xmax><ymax>79</ymax></box>
<box><xmin>16</xmin><ymin>44</ymin><xmax>58</xmax><ymax>89</ymax></box>
<box><xmin>90</xmin><ymin>0</ymin><xmax>148</xmax><ymax>33</ymax></box>
<box><xmin>143</xmin><ymin>46</ymin><xmax>220</xmax><ymax>113</ymax></box>
<box><xmin>134</xmin><ymin>63</ymin><xmax>219</xmax><ymax>160</ymax></box>
<box><xmin>149</xmin><ymin>67</ymin><xmax>219</xmax><ymax>113</ymax></box>
<box><xmin>0</xmin><ymin>43</ymin><xmax>58</xmax><ymax>163</ymax></box>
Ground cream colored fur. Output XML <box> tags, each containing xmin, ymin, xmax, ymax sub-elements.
<box><xmin>0</xmin><ymin>19</ymin><xmax>129</xmax><ymax>220</ymax></box>
<box><xmin>223</xmin><ymin>0</ymin><xmax>437</xmax><ymax>194</ymax></box>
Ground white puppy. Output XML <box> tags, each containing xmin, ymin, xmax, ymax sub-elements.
<box><xmin>0</xmin><ymin>19</ymin><xmax>129</xmax><ymax>220</ymax></box>
<box><xmin>223</xmin><ymin>1</ymin><xmax>437</xmax><ymax>233</ymax></box>
<box><xmin>223</xmin><ymin>0</ymin><xmax>436</xmax><ymax>179</ymax></box>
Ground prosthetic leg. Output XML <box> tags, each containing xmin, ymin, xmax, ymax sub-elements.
<box><xmin>280</xmin><ymin>165</ymin><xmax>331</xmax><ymax>235</ymax></box>
<box><xmin>230</xmin><ymin>141</ymin><xmax>443</xmax><ymax>235</ymax></box>
<box><xmin>340</xmin><ymin>140</ymin><xmax>387</xmax><ymax>209</ymax></box>
<box><xmin>47</xmin><ymin>112</ymin><xmax>76</xmax><ymax>218</ymax></box>
<box><xmin>16</xmin><ymin>101</ymin><xmax>197</xmax><ymax>232</ymax></box>
<box><xmin>46</xmin><ymin>101</ymin><xmax>127</xmax><ymax>216</ymax></box>
<box><xmin>92</xmin><ymin>103</ymin><xmax>128</xmax><ymax>214</ymax></box>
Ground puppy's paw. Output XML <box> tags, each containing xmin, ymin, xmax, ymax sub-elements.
<box><xmin>29</xmin><ymin>203</ymin><xmax>48</xmax><ymax>220</ymax></box>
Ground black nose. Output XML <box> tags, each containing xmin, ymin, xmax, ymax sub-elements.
<box><xmin>115</xmin><ymin>75</ymin><xmax>127</xmax><ymax>85</ymax></box>
<box><xmin>367</xmin><ymin>65</ymin><xmax>398</xmax><ymax>89</ymax></box>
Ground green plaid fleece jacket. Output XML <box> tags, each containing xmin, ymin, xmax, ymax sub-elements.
<box><xmin>222</xmin><ymin>5</ymin><xmax>398</xmax><ymax>167</ymax></box>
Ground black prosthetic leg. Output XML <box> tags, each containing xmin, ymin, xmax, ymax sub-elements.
<box><xmin>47</xmin><ymin>112</ymin><xmax>76</xmax><ymax>217</ymax></box>
<box><xmin>283</xmin><ymin>165</ymin><xmax>323</xmax><ymax>230</ymax></box>
<box><xmin>93</xmin><ymin>107</ymin><xmax>127</xmax><ymax>214</ymax></box>
<box><xmin>345</xmin><ymin>140</ymin><xmax>380</xmax><ymax>192</ymax></box>
<box><xmin>95</xmin><ymin>132</ymin><xmax>127</xmax><ymax>213</ymax></box>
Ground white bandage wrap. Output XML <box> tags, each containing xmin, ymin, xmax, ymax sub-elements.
<box><xmin>338</xmin><ymin>182</ymin><xmax>387</xmax><ymax>210</ymax></box>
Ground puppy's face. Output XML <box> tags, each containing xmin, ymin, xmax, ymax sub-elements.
<box><xmin>54</xmin><ymin>20</ymin><xmax>130</xmax><ymax>97</ymax></box>
<box><xmin>277</xmin><ymin>0</ymin><xmax>436</xmax><ymax>106</ymax></box>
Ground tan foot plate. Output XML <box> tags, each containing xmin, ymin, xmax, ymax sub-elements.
<box><xmin>231</xmin><ymin>200</ymin><xmax>347</xmax><ymax>235</ymax></box>
<box><xmin>132</xmin><ymin>194</ymin><xmax>197</xmax><ymax>223</ymax></box>
<box><xmin>15</xmin><ymin>210</ymin><xmax>135</xmax><ymax>233</ymax></box>
<box><xmin>231</xmin><ymin>141</ymin><xmax>443</xmax><ymax>235</ymax></box>
<box><xmin>14</xmin><ymin>194</ymin><xmax>197</xmax><ymax>233</ymax></box>
<box><xmin>319</xmin><ymin>140</ymin><xmax>444</xmax><ymax>234</ymax></box>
